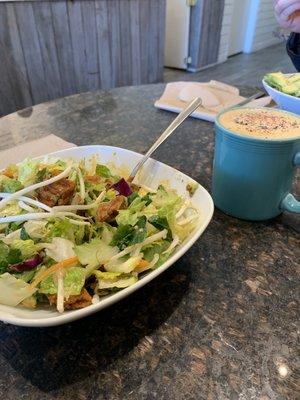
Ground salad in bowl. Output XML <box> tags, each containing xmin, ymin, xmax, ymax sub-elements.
<box><xmin>0</xmin><ymin>153</ymin><xmax>200</xmax><ymax>314</ymax></box>
<box><xmin>263</xmin><ymin>72</ymin><xmax>300</xmax><ymax>115</ymax></box>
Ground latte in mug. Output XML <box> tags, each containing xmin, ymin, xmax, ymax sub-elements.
<box><xmin>219</xmin><ymin>108</ymin><xmax>300</xmax><ymax>140</ymax></box>
<box><xmin>213</xmin><ymin>107</ymin><xmax>300</xmax><ymax>220</ymax></box>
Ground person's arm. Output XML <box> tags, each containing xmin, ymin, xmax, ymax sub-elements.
<box><xmin>274</xmin><ymin>0</ymin><xmax>300</xmax><ymax>70</ymax></box>
<box><xmin>287</xmin><ymin>32</ymin><xmax>300</xmax><ymax>71</ymax></box>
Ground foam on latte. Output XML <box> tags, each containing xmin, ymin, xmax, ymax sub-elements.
<box><xmin>218</xmin><ymin>108</ymin><xmax>300</xmax><ymax>140</ymax></box>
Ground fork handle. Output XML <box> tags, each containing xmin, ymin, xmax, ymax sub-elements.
<box><xmin>128</xmin><ymin>97</ymin><xmax>202</xmax><ymax>182</ymax></box>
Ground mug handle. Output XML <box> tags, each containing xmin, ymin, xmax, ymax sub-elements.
<box><xmin>281</xmin><ymin>152</ymin><xmax>300</xmax><ymax>213</ymax></box>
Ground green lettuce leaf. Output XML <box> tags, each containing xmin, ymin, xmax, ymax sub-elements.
<box><xmin>43</xmin><ymin>237</ymin><xmax>76</xmax><ymax>262</ymax></box>
<box><xmin>186</xmin><ymin>182</ymin><xmax>199</xmax><ymax>197</ymax></box>
<box><xmin>129</xmin><ymin>197</ymin><xmax>147</xmax><ymax>213</ymax></box>
<box><xmin>94</xmin><ymin>271</ymin><xmax>122</xmax><ymax>279</ymax></box>
<box><xmin>94</xmin><ymin>270</ymin><xmax>137</xmax><ymax>289</ymax></box>
<box><xmin>100</xmin><ymin>224</ymin><xmax>115</xmax><ymax>245</ymax></box>
<box><xmin>105</xmin><ymin>256</ymin><xmax>141</xmax><ymax>273</ymax></box>
<box><xmin>0</xmin><ymin>203</ymin><xmax>22</xmax><ymax>217</ymax></box>
<box><xmin>0</xmin><ymin>272</ymin><xmax>36</xmax><ymax>306</ymax></box>
<box><xmin>116</xmin><ymin>209</ymin><xmax>139</xmax><ymax>226</ymax></box>
<box><xmin>23</xmin><ymin>220</ymin><xmax>47</xmax><ymax>240</ymax></box>
<box><xmin>151</xmin><ymin>186</ymin><xmax>192</xmax><ymax>240</ymax></box>
<box><xmin>142</xmin><ymin>241</ymin><xmax>171</xmax><ymax>267</ymax></box>
<box><xmin>152</xmin><ymin>185</ymin><xmax>183</xmax><ymax>210</ymax></box>
<box><xmin>20</xmin><ymin>227</ymin><xmax>30</xmax><ymax>240</ymax></box>
<box><xmin>54</xmin><ymin>160</ymin><xmax>67</xmax><ymax>171</ymax></box>
<box><xmin>7</xmin><ymin>248</ymin><xmax>22</xmax><ymax>265</ymax></box>
<box><xmin>15</xmin><ymin>269</ymin><xmax>36</xmax><ymax>283</ymax></box>
<box><xmin>148</xmin><ymin>215</ymin><xmax>172</xmax><ymax>240</ymax></box>
<box><xmin>17</xmin><ymin>158</ymin><xmax>38</xmax><ymax>186</ymax></box>
<box><xmin>0</xmin><ymin>240</ymin><xmax>25</xmax><ymax>270</ymax></box>
<box><xmin>127</xmin><ymin>192</ymin><xmax>139</xmax><ymax>205</ymax></box>
<box><xmin>2</xmin><ymin>228</ymin><xmax>21</xmax><ymax>245</ymax></box>
<box><xmin>0</xmin><ymin>241</ymin><xmax>9</xmax><ymax>273</ymax></box>
<box><xmin>141</xmin><ymin>194</ymin><xmax>152</xmax><ymax>206</ymax></box>
<box><xmin>75</xmin><ymin>238</ymin><xmax>118</xmax><ymax>271</ymax></box>
<box><xmin>46</xmin><ymin>218</ymin><xmax>85</xmax><ymax>245</ymax></box>
<box><xmin>11</xmin><ymin>239</ymin><xmax>39</xmax><ymax>260</ymax></box>
<box><xmin>39</xmin><ymin>266</ymin><xmax>86</xmax><ymax>297</ymax></box>
<box><xmin>0</xmin><ymin>175</ymin><xmax>23</xmax><ymax>193</ymax></box>
<box><xmin>110</xmin><ymin>216</ymin><xmax>147</xmax><ymax>250</ymax></box>
<box><xmin>104</xmin><ymin>189</ymin><xmax>117</xmax><ymax>201</ymax></box>
<box><xmin>95</xmin><ymin>164</ymin><xmax>112</xmax><ymax>178</ymax></box>
<box><xmin>6</xmin><ymin>221</ymin><xmax>22</xmax><ymax>234</ymax></box>
<box><xmin>116</xmin><ymin>196</ymin><xmax>145</xmax><ymax>226</ymax></box>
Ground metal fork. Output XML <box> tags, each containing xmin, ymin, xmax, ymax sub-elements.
<box><xmin>128</xmin><ymin>97</ymin><xmax>202</xmax><ymax>182</ymax></box>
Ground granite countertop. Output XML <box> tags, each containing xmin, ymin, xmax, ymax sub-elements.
<box><xmin>0</xmin><ymin>85</ymin><xmax>299</xmax><ymax>400</ymax></box>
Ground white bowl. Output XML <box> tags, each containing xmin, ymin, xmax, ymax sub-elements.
<box><xmin>0</xmin><ymin>145</ymin><xmax>214</xmax><ymax>327</ymax></box>
<box><xmin>263</xmin><ymin>77</ymin><xmax>300</xmax><ymax>115</ymax></box>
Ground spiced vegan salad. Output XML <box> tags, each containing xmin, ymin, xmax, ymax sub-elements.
<box><xmin>0</xmin><ymin>155</ymin><xmax>199</xmax><ymax>313</ymax></box>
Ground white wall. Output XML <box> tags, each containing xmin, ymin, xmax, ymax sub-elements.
<box><xmin>246</xmin><ymin>0</ymin><xmax>280</xmax><ymax>52</ymax></box>
<box><xmin>218</xmin><ymin>0</ymin><xmax>234</xmax><ymax>63</ymax></box>
<box><xmin>218</xmin><ymin>0</ymin><xmax>280</xmax><ymax>62</ymax></box>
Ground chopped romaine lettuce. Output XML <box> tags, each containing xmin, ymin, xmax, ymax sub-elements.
<box><xmin>152</xmin><ymin>185</ymin><xmax>183</xmax><ymax>210</ymax></box>
<box><xmin>39</xmin><ymin>266</ymin><xmax>86</xmax><ymax>298</ymax></box>
<box><xmin>148</xmin><ymin>215</ymin><xmax>172</xmax><ymax>240</ymax></box>
<box><xmin>46</xmin><ymin>218</ymin><xmax>85</xmax><ymax>245</ymax></box>
<box><xmin>186</xmin><ymin>182</ymin><xmax>199</xmax><ymax>197</ymax></box>
<box><xmin>129</xmin><ymin>196</ymin><xmax>147</xmax><ymax>212</ymax></box>
<box><xmin>17</xmin><ymin>158</ymin><xmax>38</xmax><ymax>186</ymax></box>
<box><xmin>23</xmin><ymin>220</ymin><xmax>47</xmax><ymax>240</ymax></box>
<box><xmin>0</xmin><ymin>241</ymin><xmax>9</xmax><ymax>273</ymax></box>
<box><xmin>43</xmin><ymin>237</ymin><xmax>76</xmax><ymax>262</ymax></box>
<box><xmin>0</xmin><ymin>272</ymin><xmax>36</xmax><ymax>306</ymax></box>
<box><xmin>0</xmin><ymin>175</ymin><xmax>23</xmax><ymax>193</ymax></box>
<box><xmin>111</xmin><ymin>216</ymin><xmax>147</xmax><ymax>250</ymax></box>
<box><xmin>116</xmin><ymin>195</ymin><xmax>148</xmax><ymax>226</ymax></box>
<box><xmin>0</xmin><ymin>240</ymin><xmax>25</xmax><ymax>271</ymax></box>
<box><xmin>94</xmin><ymin>271</ymin><xmax>122</xmax><ymax>279</ymax></box>
<box><xmin>15</xmin><ymin>269</ymin><xmax>37</xmax><ymax>283</ymax></box>
<box><xmin>96</xmin><ymin>164</ymin><xmax>112</xmax><ymax>178</ymax></box>
<box><xmin>20</xmin><ymin>227</ymin><xmax>30</xmax><ymax>240</ymax></box>
<box><xmin>105</xmin><ymin>256</ymin><xmax>142</xmax><ymax>273</ymax></box>
<box><xmin>11</xmin><ymin>239</ymin><xmax>39</xmax><ymax>260</ymax></box>
<box><xmin>7</xmin><ymin>248</ymin><xmax>22</xmax><ymax>265</ymax></box>
<box><xmin>116</xmin><ymin>209</ymin><xmax>138</xmax><ymax>226</ymax></box>
<box><xmin>142</xmin><ymin>241</ymin><xmax>171</xmax><ymax>266</ymax></box>
<box><xmin>0</xmin><ymin>202</ymin><xmax>22</xmax><ymax>217</ymax></box>
<box><xmin>100</xmin><ymin>224</ymin><xmax>115</xmax><ymax>245</ymax></box>
<box><xmin>104</xmin><ymin>189</ymin><xmax>117</xmax><ymax>201</ymax></box>
<box><xmin>54</xmin><ymin>160</ymin><xmax>67</xmax><ymax>171</ymax></box>
<box><xmin>2</xmin><ymin>228</ymin><xmax>21</xmax><ymax>244</ymax></box>
<box><xmin>94</xmin><ymin>270</ymin><xmax>137</xmax><ymax>289</ymax></box>
<box><xmin>127</xmin><ymin>192</ymin><xmax>139</xmax><ymax>205</ymax></box>
<box><xmin>75</xmin><ymin>238</ymin><xmax>118</xmax><ymax>271</ymax></box>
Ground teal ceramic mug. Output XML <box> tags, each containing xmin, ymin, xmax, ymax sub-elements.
<box><xmin>212</xmin><ymin>107</ymin><xmax>300</xmax><ymax>220</ymax></box>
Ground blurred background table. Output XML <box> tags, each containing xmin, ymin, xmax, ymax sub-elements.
<box><xmin>0</xmin><ymin>84</ymin><xmax>299</xmax><ymax>400</ymax></box>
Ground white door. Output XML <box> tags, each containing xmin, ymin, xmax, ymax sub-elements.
<box><xmin>228</xmin><ymin>0</ymin><xmax>251</xmax><ymax>56</ymax></box>
<box><xmin>164</xmin><ymin>0</ymin><xmax>191</xmax><ymax>69</ymax></box>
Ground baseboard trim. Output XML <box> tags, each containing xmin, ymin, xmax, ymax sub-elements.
<box><xmin>187</xmin><ymin>60</ymin><xmax>224</xmax><ymax>73</ymax></box>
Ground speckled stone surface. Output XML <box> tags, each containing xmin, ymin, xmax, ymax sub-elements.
<box><xmin>0</xmin><ymin>84</ymin><xmax>299</xmax><ymax>400</ymax></box>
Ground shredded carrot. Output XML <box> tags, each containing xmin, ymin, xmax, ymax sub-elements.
<box><xmin>2</xmin><ymin>168</ymin><xmax>15</xmax><ymax>178</ymax></box>
<box><xmin>135</xmin><ymin>259</ymin><xmax>149</xmax><ymax>273</ymax></box>
<box><xmin>29</xmin><ymin>257</ymin><xmax>78</xmax><ymax>290</ymax></box>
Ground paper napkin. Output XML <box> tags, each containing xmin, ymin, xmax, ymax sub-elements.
<box><xmin>155</xmin><ymin>81</ymin><xmax>272</xmax><ymax>122</ymax></box>
<box><xmin>0</xmin><ymin>134</ymin><xmax>75</xmax><ymax>169</ymax></box>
